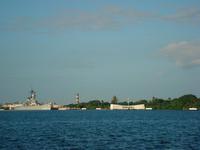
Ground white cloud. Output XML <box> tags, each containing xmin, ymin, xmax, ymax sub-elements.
<box><xmin>161</xmin><ymin>41</ymin><xmax>200</xmax><ymax>68</ymax></box>
<box><xmin>38</xmin><ymin>6</ymin><xmax>153</xmax><ymax>31</ymax></box>
<box><xmin>1</xmin><ymin>5</ymin><xmax>200</xmax><ymax>32</ymax></box>
<box><xmin>163</xmin><ymin>7</ymin><xmax>200</xmax><ymax>24</ymax></box>
<box><xmin>0</xmin><ymin>6</ymin><xmax>154</xmax><ymax>32</ymax></box>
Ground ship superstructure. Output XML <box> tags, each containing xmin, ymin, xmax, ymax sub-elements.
<box><xmin>24</xmin><ymin>90</ymin><xmax>39</xmax><ymax>106</ymax></box>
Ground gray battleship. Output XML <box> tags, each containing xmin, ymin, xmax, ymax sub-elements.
<box><xmin>14</xmin><ymin>90</ymin><xmax>52</xmax><ymax>110</ymax></box>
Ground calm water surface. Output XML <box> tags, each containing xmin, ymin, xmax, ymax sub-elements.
<box><xmin>0</xmin><ymin>110</ymin><xmax>200</xmax><ymax>150</ymax></box>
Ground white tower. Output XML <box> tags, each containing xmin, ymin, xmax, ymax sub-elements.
<box><xmin>76</xmin><ymin>93</ymin><xmax>80</xmax><ymax>104</ymax></box>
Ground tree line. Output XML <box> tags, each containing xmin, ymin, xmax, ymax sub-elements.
<box><xmin>64</xmin><ymin>94</ymin><xmax>200</xmax><ymax>110</ymax></box>
<box><xmin>1</xmin><ymin>94</ymin><xmax>199</xmax><ymax>110</ymax></box>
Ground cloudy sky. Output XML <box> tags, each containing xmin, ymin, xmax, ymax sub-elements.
<box><xmin>0</xmin><ymin>0</ymin><xmax>200</xmax><ymax>104</ymax></box>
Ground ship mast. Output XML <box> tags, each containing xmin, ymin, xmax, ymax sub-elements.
<box><xmin>31</xmin><ymin>90</ymin><xmax>36</xmax><ymax>99</ymax></box>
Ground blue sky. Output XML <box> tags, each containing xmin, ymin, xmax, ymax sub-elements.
<box><xmin>0</xmin><ymin>0</ymin><xmax>200</xmax><ymax>104</ymax></box>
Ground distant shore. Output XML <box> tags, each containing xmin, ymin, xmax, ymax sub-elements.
<box><xmin>1</xmin><ymin>94</ymin><xmax>200</xmax><ymax>111</ymax></box>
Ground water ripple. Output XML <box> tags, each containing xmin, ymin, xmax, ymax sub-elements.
<box><xmin>0</xmin><ymin>110</ymin><xmax>200</xmax><ymax>149</ymax></box>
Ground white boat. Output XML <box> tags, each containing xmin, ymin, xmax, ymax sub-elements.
<box><xmin>14</xmin><ymin>90</ymin><xmax>52</xmax><ymax>110</ymax></box>
<box><xmin>189</xmin><ymin>108</ymin><xmax>198</xmax><ymax>111</ymax></box>
<box><xmin>146</xmin><ymin>108</ymin><xmax>153</xmax><ymax>110</ymax></box>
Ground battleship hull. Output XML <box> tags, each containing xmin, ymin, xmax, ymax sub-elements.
<box><xmin>14</xmin><ymin>104</ymin><xmax>52</xmax><ymax>110</ymax></box>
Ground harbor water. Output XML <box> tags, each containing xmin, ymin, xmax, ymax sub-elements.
<box><xmin>0</xmin><ymin>110</ymin><xmax>200</xmax><ymax>149</ymax></box>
